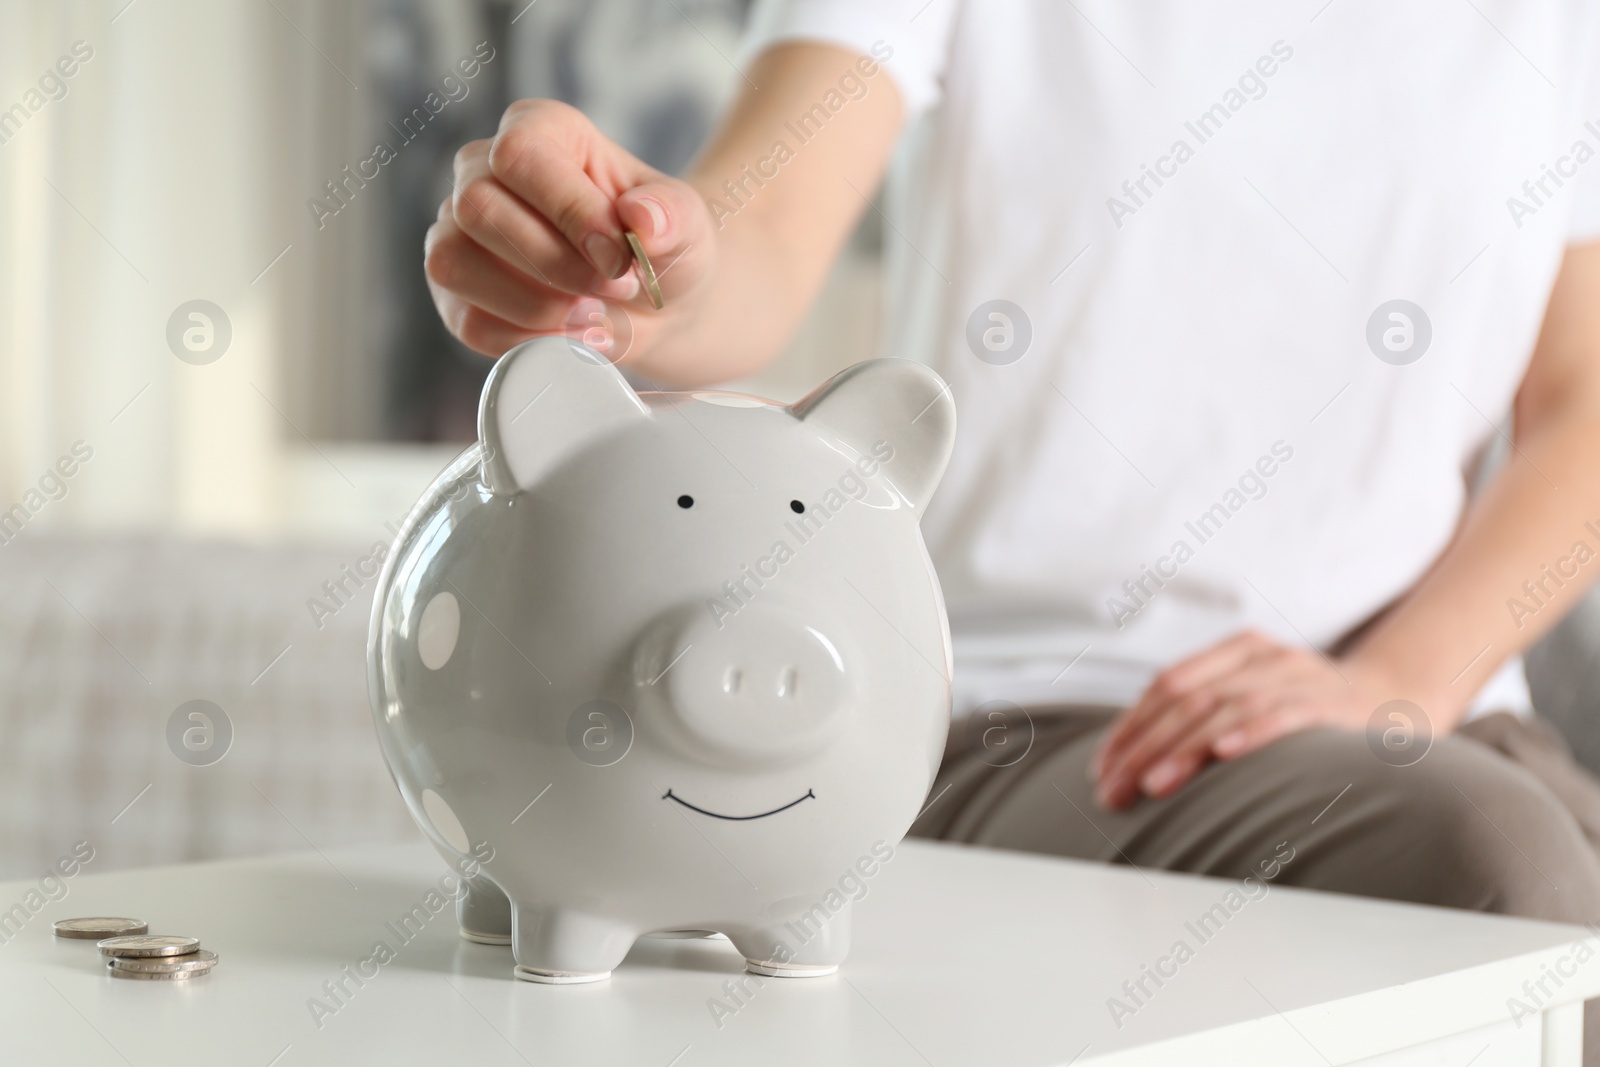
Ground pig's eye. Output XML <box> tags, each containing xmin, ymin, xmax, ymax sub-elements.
<box><xmin>678</xmin><ymin>495</ymin><xmax>694</xmax><ymax>509</ymax></box>
<box><xmin>789</xmin><ymin>499</ymin><xmax>805</xmax><ymax>514</ymax></box>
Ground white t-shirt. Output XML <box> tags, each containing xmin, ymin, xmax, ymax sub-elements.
<box><xmin>742</xmin><ymin>1</ymin><xmax>1600</xmax><ymax>719</ymax></box>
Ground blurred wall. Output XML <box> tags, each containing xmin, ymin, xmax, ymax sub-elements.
<box><xmin>0</xmin><ymin>0</ymin><xmax>879</xmax><ymax>547</ymax></box>
<box><xmin>0</xmin><ymin>0</ymin><xmax>368</xmax><ymax>542</ymax></box>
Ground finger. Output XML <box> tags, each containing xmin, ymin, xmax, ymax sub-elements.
<box><xmin>1127</xmin><ymin>653</ymin><xmax>1316</xmax><ymax>774</ymax></box>
<box><xmin>1138</xmin><ymin>701</ymin><xmax>1265</xmax><ymax>797</ymax></box>
<box><xmin>433</xmin><ymin>292</ymin><xmax>543</xmax><ymax>358</ymax></box>
<box><xmin>616</xmin><ymin>180</ymin><xmax>710</xmax><ymax>305</ymax></box>
<box><xmin>1137</xmin><ymin>749</ymin><xmax>1210</xmax><ymax>800</ymax></box>
<box><xmin>1103</xmin><ymin>690</ymin><xmax>1222</xmax><ymax>782</ymax></box>
<box><xmin>425</xmin><ymin>223</ymin><xmax>584</xmax><ymax>332</ymax></box>
<box><xmin>1213</xmin><ymin>705</ymin><xmax>1315</xmax><ymax>760</ymax></box>
<box><xmin>1105</xmin><ymin>651</ymin><xmax>1316</xmax><ymax>801</ymax></box>
<box><xmin>1102</xmin><ymin>632</ymin><xmax>1277</xmax><ymax>753</ymax></box>
<box><xmin>1097</xmin><ymin>633</ymin><xmax>1278</xmax><ymax>777</ymax></box>
<box><xmin>1098</xmin><ymin>690</ymin><xmax>1225</xmax><ymax>807</ymax></box>
<box><xmin>1145</xmin><ymin>630</ymin><xmax>1280</xmax><ymax>705</ymax></box>
<box><xmin>1146</xmin><ymin>700</ymin><xmax>1315</xmax><ymax>799</ymax></box>
<box><xmin>453</xmin><ymin>139</ymin><xmax>635</xmax><ymax>299</ymax></box>
<box><xmin>489</xmin><ymin>100</ymin><xmax>648</xmax><ymax>280</ymax></box>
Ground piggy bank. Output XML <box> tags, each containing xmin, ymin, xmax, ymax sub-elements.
<box><xmin>367</xmin><ymin>337</ymin><xmax>956</xmax><ymax>983</ymax></box>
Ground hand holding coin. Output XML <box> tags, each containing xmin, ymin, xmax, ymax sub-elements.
<box><xmin>427</xmin><ymin>100</ymin><xmax>710</xmax><ymax>357</ymax></box>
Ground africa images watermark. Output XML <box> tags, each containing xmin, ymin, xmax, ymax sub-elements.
<box><xmin>1106</xmin><ymin>841</ymin><xmax>1297</xmax><ymax>1029</ymax></box>
<box><xmin>306</xmin><ymin>840</ymin><xmax>495</xmax><ymax>1029</ymax></box>
<box><xmin>1107</xmin><ymin>39</ymin><xmax>1295</xmax><ymax>229</ymax></box>
<box><xmin>706</xmin><ymin>840</ymin><xmax>897</xmax><ymax>1029</ymax></box>
<box><xmin>706</xmin><ymin>440</ymin><xmax>896</xmax><ymax>630</ymax></box>
<box><xmin>166</xmin><ymin>699</ymin><xmax>234</xmax><ymax>767</ymax></box>
<box><xmin>0</xmin><ymin>840</ymin><xmax>96</xmax><ymax>946</ymax></box>
<box><xmin>1505</xmin><ymin>519</ymin><xmax>1600</xmax><ymax>631</ymax></box>
<box><xmin>1505</xmin><ymin>118</ymin><xmax>1600</xmax><ymax>230</ymax></box>
<box><xmin>308</xmin><ymin>41</ymin><xmax>497</xmax><ymax>231</ymax></box>
<box><xmin>0</xmin><ymin>39</ymin><xmax>94</xmax><ymax>148</ymax></box>
<box><xmin>1507</xmin><ymin>922</ymin><xmax>1600</xmax><ymax>1028</ymax></box>
<box><xmin>0</xmin><ymin>440</ymin><xmax>95</xmax><ymax>547</ymax></box>
<box><xmin>1106</xmin><ymin>441</ymin><xmax>1294</xmax><ymax>629</ymax></box>
<box><xmin>705</xmin><ymin>40</ymin><xmax>894</xmax><ymax>230</ymax></box>
<box><xmin>305</xmin><ymin>520</ymin><xmax>403</xmax><ymax>630</ymax></box>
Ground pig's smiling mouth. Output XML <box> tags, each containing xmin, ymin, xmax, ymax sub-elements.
<box><xmin>661</xmin><ymin>788</ymin><xmax>816</xmax><ymax>821</ymax></box>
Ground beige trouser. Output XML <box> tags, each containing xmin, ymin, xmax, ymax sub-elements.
<box><xmin>909</xmin><ymin>707</ymin><xmax>1600</xmax><ymax>1063</ymax></box>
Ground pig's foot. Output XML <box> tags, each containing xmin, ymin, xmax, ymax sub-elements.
<box><xmin>457</xmin><ymin>873</ymin><xmax>513</xmax><ymax>946</ymax></box>
<box><xmin>730</xmin><ymin>904</ymin><xmax>851</xmax><ymax>978</ymax></box>
<box><xmin>511</xmin><ymin>906</ymin><xmax>635</xmax><ymax>984</ymax></box>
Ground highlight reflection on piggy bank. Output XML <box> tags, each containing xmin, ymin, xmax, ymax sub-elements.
<box><xmin>368</xmin><ymin>337</ymin><xmax>955</xmax><ymax>983</ymax></box>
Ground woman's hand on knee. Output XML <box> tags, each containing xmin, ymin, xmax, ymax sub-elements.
<box><xmin>1089</xmin><ymin>631</ymin><xmax>1399</xmax><ymax>810</ymax></box>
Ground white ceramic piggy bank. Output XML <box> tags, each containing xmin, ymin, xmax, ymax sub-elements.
<box><xmin>368</xmin><ymin>337</ymin><xmax>955</xmax><ymax>983</ymax></box>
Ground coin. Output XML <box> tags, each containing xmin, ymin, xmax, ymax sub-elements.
<box><xmin>54</xmin><ymin>917</ymin><xmax>148</xmax><ymax>940</ymax></box>
<box><xmin>624</xmin><ymin>230</ymin><xmax>664</xmax><ymax>310</ymax></box>
<box><xmin>108</xmin><ymin>949</ymin><xmax>217</xmax><ymax>976</ymax></box>
<box><xmin>98</xmin><ymin>934</ymin><xmax>201</xmax><ymax>958</ymax></box>
<box><xmin>106</xmin><ymin>964</ymin><xmax>213</xmax><ymax>981</ymax></box>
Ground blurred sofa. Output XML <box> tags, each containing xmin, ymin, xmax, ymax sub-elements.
<box><xmin>0</xmin><ymin>537</ymin><xmax>415</xmax><ymax>881</ymax></box>
<box><xmin>1528</xmin><ymin>590</ymin><xmax>1600</xmax><ymax>777</ymax></box>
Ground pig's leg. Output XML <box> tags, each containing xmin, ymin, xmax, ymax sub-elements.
<box><xmin>456</xmin><ymin>873</ymin><xmax>513</xmax><ymax>945</ymax></box>
<box><xmin>511</xmin><ymin>905</ymin><xmax>635</xmax><ymax>983</ymax></box>
<box><xmin>730</xmin><ymin>904</ymin><xmax>851</xmax><ymax>977</ymax></box>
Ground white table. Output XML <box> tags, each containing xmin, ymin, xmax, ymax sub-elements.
<box><xmin>1</xmin><ymin>839</ymin><xmax>1595</xmax><ymax>1066</ymax></box>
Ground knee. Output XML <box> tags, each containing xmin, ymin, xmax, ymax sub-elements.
<box><xmin>1310</xmin><ymin>739</ymin><xmax>1600</xmax><ymax>920</ymax></box>
<box><xmin>1396</xmin><ymin>761</ymin><xmax>1557</xmax><ymax>911</ymax></box>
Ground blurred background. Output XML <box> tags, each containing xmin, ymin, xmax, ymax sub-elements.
<box><xmin>0</xmin><ymin>0</ymin><xmax>883</xmax><ymax>879</ymax></box>
<box><xmin>4</xmin><ymin>0</ymin><xmax>1599</xmax><ymax>886</ymax></box>
<box><xmin>0</xmin><ymin>0</ymin><xmax>882</xmax><ymax>544</ymax></box>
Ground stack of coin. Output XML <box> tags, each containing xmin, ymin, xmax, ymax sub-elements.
<box><xmin>97</xmin><ymin>934</ymin><xmax>218</xmax><ymax>981</ymax></box>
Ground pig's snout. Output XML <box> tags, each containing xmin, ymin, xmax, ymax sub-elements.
<box><xmin>631</xmin><ymin>602</ymin><xmax>852</xmax><ymax>766</ymax></box>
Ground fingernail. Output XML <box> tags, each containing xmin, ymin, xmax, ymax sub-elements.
<box><xmin>1142</xmin><ymin>763</ymin><xmax>1179</xmax><ymax>794</ymax></box>
<box><xmin>584</xmin><ymin>233</ymin><xmax>629</xmax><ymax>279</ymax></box>
<box><xmin>638</xmin><ymin>196</ymin><xmax>668</xmax><ymax>238</ymax></box>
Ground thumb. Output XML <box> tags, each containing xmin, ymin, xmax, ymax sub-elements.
<box><xmin>615</xmin><ymin>180</ymin><xmax>709</xmax><ymax>303</ymax></box>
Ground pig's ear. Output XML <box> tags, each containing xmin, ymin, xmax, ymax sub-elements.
<box><xmin>791</xmin><ymin>358</ymin><xmax>956</xmax><ymax>510</ymax></box>
<box><xmin>478</xmin><ymin>337</ymin><xmax>650</xmax><ymax>495</ymax></box>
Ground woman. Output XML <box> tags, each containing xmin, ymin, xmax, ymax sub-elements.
<box><xmin>425</xmin><ymin>0</ymin><xmax>1600</xmax><ymax>1052</ymax></box>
